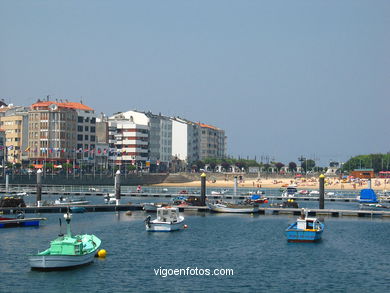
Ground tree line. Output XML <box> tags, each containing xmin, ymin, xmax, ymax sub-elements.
<box><xmin>342</xmin><ymin>154</ymin><xmax>390</xmax><ymax>173</ymax></box>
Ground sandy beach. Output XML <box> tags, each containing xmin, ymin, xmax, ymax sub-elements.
<box><xmin>153</xmin><ymin>176</ymin><xmax>390</xmax><ymax>191</ymax></box>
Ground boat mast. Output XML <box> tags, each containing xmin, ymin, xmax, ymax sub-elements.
<box><xmin>64</xmin><ymin>212</ymin><xmax>72</xmax><ymax>237</ymax></box>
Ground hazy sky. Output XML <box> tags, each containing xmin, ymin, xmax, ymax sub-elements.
<box><xmin>1</xmin><ymin>0</ymin><xmax>389</xmax><ymax>166</ymax></box>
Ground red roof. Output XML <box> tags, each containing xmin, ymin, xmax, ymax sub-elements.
<box><xmin>196</xmin><ymin>122</ymin><xmax>219</xmax><ymax>130</ymax></box>
<box><xmin>31</xmin><ymin>101</ymin><xmax>93</xmax><ymax>111</ymax></box>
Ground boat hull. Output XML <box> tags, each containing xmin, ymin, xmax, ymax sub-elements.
<box><xmin>207</xmin><ymin>203</ymin><xmax>259</xmax><ymax>213</ymax></box>
<box><xmin>0</xmin><ymin>220</ymin><xmax>40</xmax><ymax>228</ymax></box>
<box><xmin>29</xmin><ymin>251</ymin><xmax>97</xmax><ymax>270</ymax></box>
<box><xmin>285</xmin><ymin>230</ymin><xmax>323</xmax><ymax>242</ymax></box>
<box><xmin>0</xmin><ymin>217</ymin><xmax>44</xmax><ymax>228</ymax></box>
<box><xmin>145</xmin><ymin>217</ymin><xmax>184</xmax><ymax>232</ymax></box>
<box><xmin>285</xmin><ymin>223</ymin><xmax>324</xmax><ymax>242</ymax></box>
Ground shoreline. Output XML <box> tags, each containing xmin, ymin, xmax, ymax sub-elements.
<box><xmin>152</xmin><ymin>177</ymin><xmax>390</xmax><ymax>191</ymax></box>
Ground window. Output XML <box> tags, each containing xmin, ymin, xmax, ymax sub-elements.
<box><xmin>78</xmin><ymin>126</ymin><xmax>83</xmax><ymax>132</ymax></box>
<box><xmin>78</xmin><ymin>116</ymin><xmax>84</xmax><ymax>123</ymax></box>
<box><xmin>91</xmin><ymin>126</ymin><xmax>96</xmax><ymax>133</ymax></box>
<box><xmin>91</xmin><ymin>135</ymin><xmax>95</xmax><ymax>142</ymax></box>
<box><xmin>91</xmin><ymin>118</ymin><xmax>96</xmax><ymax>124</ymax></box>
<box><xmin>85</xmin><ymin>117</ymin><xmax>90</xmax><ymax>122</ymax></box>
<box><xmin>77</xmin><ymin>135</ymin><xmax>83</xmax><ymax>141</ymax></box>
<box><xmin>84</xmin><ymin>135</ymin><xmax>89</xmax><ymax>140</ymax></box>
<box><xmin>85</xmin><ymin>126</ymin><xmax>89</xmax><ymax>131</ymax></box>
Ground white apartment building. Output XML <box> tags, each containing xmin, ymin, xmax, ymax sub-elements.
<box><xmin>108</xmin><ymin>113</ymin><xmax>149</xmax><ymax>168</ymax></box>
<box><xmin>171</xmin><ymin>118</ymin><xmax>200</xmax><ymax>165</ymax></box>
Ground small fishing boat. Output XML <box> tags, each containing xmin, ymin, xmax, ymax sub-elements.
<box><xmin>104</xmin><ymin>193</ymin><xmax>116</xmax><ymax>204</ymax></box>
<box><xmin>207</xmin><ymin>201</ymin><xmax>259</xmax><ymax>213</ymax></box>
<box><xmin>247</xmin><ymin>194</ymin><xmax>268</xmax><ymax>204</ymax></box>
<box><xmin>285</xmin><ymin>209</ymin><xmax>324</xmax><ymax>242</ymax></box>
<box><xmin>270</xmin><ymin>199</ymin><xmax>299</xmax><ymax>209</ymax></box>
<box><xmin>282</xmin><ymin>186</ymin><xmax>298</xmax><ymax>198</ymax></box>
<box><xmin>211</xmin><ymin>189</ymin><xmax>229</xmax><ymax>196</ymax></box>
<box><xmin>0</xmin><ymin>212</ymin><xmax>46</xmax><ymax>228</ymax></box>
<box><xmin>144</xmin><ymin>207</ymin><xmax>185</xmax><ymax>232</ymax></box>
<box><xmin>29</xmin><ymin>212</ymin><xmax>101</xmax><ymax>270</ymax></box>
<box><xmin>69</xmin><ymin>206</ymin><xmax>86</xmax><ymax>213</ymax></box>
<box><xmin>142</xmin><ymin>202</ymin><xmax>167</xmax><ymax>212</ymax></box>
<box><xmin>54</xmin><ymin>197</ymin><xmax>89</xmax><ymax>206</ymax></box>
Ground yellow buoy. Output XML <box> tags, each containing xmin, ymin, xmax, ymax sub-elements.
<box><xmin>97</xmin><ymin>249</ymin><xmax>107</xmax><ymax>258</ymax></box>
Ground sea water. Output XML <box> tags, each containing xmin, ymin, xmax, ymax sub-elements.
<box><xmin>0</xmin><ymin>211</ymin><xmax>389</xmax><ymax>292</ymax></box>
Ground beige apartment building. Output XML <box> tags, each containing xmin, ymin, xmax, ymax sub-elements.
<box><xmin>28</xmin><ymin>101</ymin><xmax>77</xmax><ymax>164</ymax></box>
<box><xmin>0</xmin><ymin>108</ymin><xmax>29</xmax><ymax>163</ymax></box>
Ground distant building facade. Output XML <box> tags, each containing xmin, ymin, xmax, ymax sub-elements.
<box><xmin>108</xmin><ymin>112</ymin><xmax>149</xmax><ymax>169</ymax></box>
<box><xmin>0</xmin><ymin>106</ymin><xmax>29</xmax><ymax>163</ymax></box>
<box><xmin>197</xmin><ymin>123</ymin><xmax>226</xmax><ymax>161</ymax></box>
<box><xmin>28</xmin><ymin>101</ymin><xmax>78</xmax><ymax>164</ymax></box>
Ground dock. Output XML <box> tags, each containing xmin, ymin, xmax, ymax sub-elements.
<box><xmin>3</xmin><ymin>189</ymin><xmax>390</xmax><ymax>203</ymax></box>
<box><xmin>1</xmin><ymin>204</ymin><xmax>390</xmax><ymax>218</ymax></box>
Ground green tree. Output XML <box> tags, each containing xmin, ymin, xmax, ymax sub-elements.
<box><xmin>288</xmin><ymin>162</ymin><xmax>297</xmax><ymax>172</ymax></box>
<box><xmin>301</xmin><ymin>159</ymin><xmax>315</xmax><ymax>172</ymax></box>
<box><xmin>275</xmin><ymin>162</ymin><xmax>285</xmax><ymax>172</ymax></box>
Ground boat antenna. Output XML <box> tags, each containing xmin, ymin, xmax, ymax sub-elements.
<box><xmin>58</xmin><ymin>218</ymin><xmax>63</xmax><ymax>236</ymax></box>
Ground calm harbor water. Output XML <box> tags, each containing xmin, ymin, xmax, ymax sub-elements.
<box><xmin>0</xmin><ymin>210</ymin><xmax>389</xmax><ymax>293</ymax></box>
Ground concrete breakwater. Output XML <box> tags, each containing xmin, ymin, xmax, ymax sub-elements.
<box><xmin>0</xmin><ymin>173</ymin><xmax>193</xmax><ymax>186</ymax></box>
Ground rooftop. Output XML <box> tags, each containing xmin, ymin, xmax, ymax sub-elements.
<box><xmin>31</xmin><ymin>101</ymin><xmax>94</xmax><ymax>111</ymax></box>
<box><xmin>196</xmin><ymin>122</ymin><xmax>220</xmax><ymax>130</ymax></box>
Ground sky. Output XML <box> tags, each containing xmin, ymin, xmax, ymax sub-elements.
<box><xmin>1</xmin><ymin>0</ymin><xmax>389</xmax><ymax>166</ymax></box>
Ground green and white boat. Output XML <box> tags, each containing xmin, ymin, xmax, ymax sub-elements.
<box><xmin>29</xmin><ymin>213</ymin><xmax>101</xmax><ymax>270</ymax></box>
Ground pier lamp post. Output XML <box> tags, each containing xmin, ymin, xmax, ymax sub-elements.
<box><xmin>115</xmin><ymin>170</ymin><xmax>121</xmax><ymax>206</ymax></box>
<box><xmin>200</xmin><ymin>172</ymin><xmax>206</xmax><ymax>206</ymax></box>
<box><xmin>37</xmin><ymin>169</ymin><xmax>42</xmax><ymax>207</ymax></box>
<box><xmin>319</xmin><ymin>174</ymin><xmax>325</xmax><ymax>209</ymax></box>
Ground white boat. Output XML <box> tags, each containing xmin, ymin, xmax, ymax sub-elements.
<box><xmin>104</xmin><ymin>193</ymin><xmax>116</xmax><ymax>204</ymax></box>
<box><xmin>142</xmin><ymin>202</ymin><xmax>166</xmax><ymax>212</ymax></box>
<box><xmin>211</xmin><ymin>189</ymin><xmax>229</xmax><ymax>196</ymax></box>
<box><xmin>207</xmin><ymin>201</ymin><xmax>259</xmax><ymax>213</ymax></box>
<box><xmin>282</xmin><ymin>186</ymin><xmax>298</xmax><ymax>198</ymax></box>
<box><xmin>54</xmin><ymin>197</ymin><xmax>89</xmax><ymax>205</ymax></box>
<box><xmin>309</xmin><ymin>190</ymin><xmax>320</xmax><ymax>196</ymax></box>
<box><xmin>144</xmin><ymin>207</ymin><xmax>185</xmax><ymax>232</ymax></box>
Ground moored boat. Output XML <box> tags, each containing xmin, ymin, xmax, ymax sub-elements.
<box><xmin>282</xmin><ymin>186</ymin><xmax>298</xmax><ymax>198</ymax></box>
<box><xmin>144</xmin><ymin>207</ymin><xmax>184</xmax><ymax>232</ymax></box>
<box><xmin>104</xmin><ymin>193</ymin><xmax>116</xmax><ymax>204</ymax></box>
<box><xmin>142</xmin><ymin>202</ymin><xmax>167</xmax><ymax>212</ymax></box>
<box><xmin>0</xmin><ymin>212</ymin><xmax>46</xmax><ymax>228</ymax></box>
<box><xmin>54</xmin><ymin>197</ymin><xmax>89</xmax><ymax>206</ymax></box>
<box><xmin>29</xmin><ymin>212</ymin><xmax>101</xmax><ymax>270</ymax></box>
<box><xmin>358</xmin><ymin>189</ymin><xmax>389</xmax><ymax>209</ymax></box>
<box><xmin>285</xmin><ymin>209</ymin><xmax>324</xmax><ymax>242</ymax></box>
<box><xmin>207</xmin><ymin>201</ymin><xmax>259</xmax><ymax>213</ymax></box>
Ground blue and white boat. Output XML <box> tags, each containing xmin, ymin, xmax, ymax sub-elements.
<box><xmin>285</xmin><ymin>210</ymin><xmax>324</xmax><ymax>242</ymax></box>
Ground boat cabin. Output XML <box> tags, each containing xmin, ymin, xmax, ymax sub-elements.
<box><xmin>156</xmin><ymin>207</ymin><xmax>179</xmax><ymax>223</ymax></box>
<box><xmin>297</xmin><ymin>218</ymin><xmax>321</xmax><ymax>230</ymax></box>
